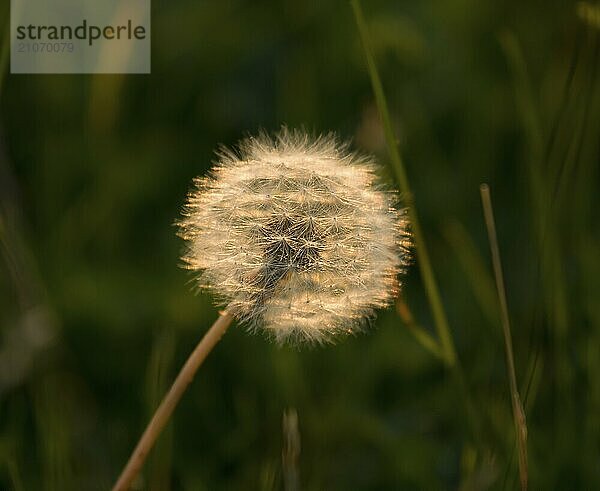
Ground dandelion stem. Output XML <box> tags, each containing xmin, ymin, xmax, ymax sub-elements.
<box><xmin>351</xmin><ymin>0</ymin><xmax>456</xmax><ymax>366</ymax></box>
<box><xmin>112</xmin><ymin>310</ymin><xmax>233</xmax><ymax>491</ymax></box>
<box><xmin>480</xmin><ymin>184</ymin><xmax>528</xmax><ymax>491</ymax></box>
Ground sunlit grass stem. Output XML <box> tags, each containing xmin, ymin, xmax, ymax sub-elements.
<box><xmin>112</xmin><ymin>311</ymin><xmax>233</xmax><ymax>491</ymax></box>
<box><xmin>351</xmin><ymin>0</ymin><xmax>456</xmax><ymax>367</ymax></box>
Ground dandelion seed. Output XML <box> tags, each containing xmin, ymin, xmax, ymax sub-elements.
<box><xmin>179</xmin><ymin>128</ymin><xmax>411</xmax><ymax>344</ymax></box>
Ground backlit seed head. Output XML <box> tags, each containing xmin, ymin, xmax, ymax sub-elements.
<box><xmin>178</xmin><ymin>129</ymin><xmax>411</xmax><ymax>344</ymax></box>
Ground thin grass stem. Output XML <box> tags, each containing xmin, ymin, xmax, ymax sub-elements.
<box><xmin>480</xmin><ymin>184</ymin><xmax>528</xmax><ymax>491</ymax></box>
<box><xmin>395</xmin><ymin>297</ymin><xmax>444</xmax><ymax>361</ymax></box>
<box><xmin>351</xmin><ymin>0</ymin><xmax>456</xmax><ymax>367</ymax></box>
<box><xmin>145</xmin><ymin>330</ymin><xmax>176</xmax><ymax>491</ymax></box>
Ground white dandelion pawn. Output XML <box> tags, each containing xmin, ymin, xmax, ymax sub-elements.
<box><xmin>179</xmin><ymin>128</ymin><xmax>411</xmax><ymax>344</ymax></box>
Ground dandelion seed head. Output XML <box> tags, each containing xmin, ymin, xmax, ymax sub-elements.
<box><xmin>178</xmin><ymin>128</ymin><xmax>411</xmax><ymax>344</ymax></box>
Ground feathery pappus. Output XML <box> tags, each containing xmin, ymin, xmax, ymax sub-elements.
<box><xmin>178</xmin><ymin>128</ymin><xmax>411</xmax><ymax>344</ymax></box>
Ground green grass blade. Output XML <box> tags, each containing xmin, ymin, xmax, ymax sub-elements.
<box><xmin>351</xmin><ymin>0</ymin><xmax>456</xmax><ymax>367</ymax></box>
<box><xmin>396</xmin><ymin>297</ymin><xmax>445</xmax><ymax>361</ymax></box>
<box><xmin>145</xmin><ymin>329</ymin><xmax>176</xmax><ymax>491</ymax></box>
<box><xmin>480</xmin><ymin>184</ymin><xmax>528</xmax><ymax>491</ymax></box>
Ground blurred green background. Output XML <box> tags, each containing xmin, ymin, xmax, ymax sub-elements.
<box><xmin>1</xmin><ymin>0</ymin><xmax>599</xmax><ymax>489</ymax></box>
